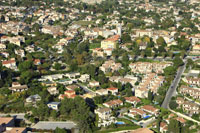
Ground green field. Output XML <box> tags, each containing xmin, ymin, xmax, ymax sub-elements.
<box><xmin>96</xmin><ymin>125</ymin><xmax>140</xmax><ymax>133</ymax></box>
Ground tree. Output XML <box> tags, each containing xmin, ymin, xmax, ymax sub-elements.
<box><xmin>156</xmin><ymin>37</ymin><xmax>166</xmax><ymax>46</ymax></box>
<box><xmin>173</xmin><ymin>56</ymin><xmax>184</xmax><ymax>68</ymax></box>
<box><xmin>168</xmin><ymin>119</ymin><xmax>181</xmax><ymax>133</ymax></box>
<box><xmin>148</xmin><ymin>91</ymin><xmax>154</xmax><ymax>101</ymax></box>
<box><xmin>121</xmin><ymin>34</ymin><xmax>131</xmax><ymax>43</ymax></box>
<box><xmin>54</xmin><ymin>127</ymin><xmax>67</xmax><ymax>133</ymax></box>
<box><xmin>164</xmin><ymin>66</ymin><xmax>176</xmax><ymax>77</ymax></box>
<box><xmin>169</xmin><ymin>100</ymin><xmax>178</xmax><ymax>110</ymax></box>
<box><xmin>53</xmin><ymin>63</ymin><xmax>62</xmax><ymax>70</ymax></box>
<box><xmin>18</xmin><ymin>61</ymin><xmax>33</xmax><ymax>72</ymax></box>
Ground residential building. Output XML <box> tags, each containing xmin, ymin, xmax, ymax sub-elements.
<box><xmin>9</xmin><ymin>82</ymin><xmax>28</xmax><ymax>92</ymax></box>
<box><xmin>124</xmin><ymin>96</ymin><xmax>141</xmax><ymax>106</ymax></box>
<box><xmin>107</xmin><ymin>87</ymin><xmax>118</xmax><ymax>95</ymax></box>
<box><xmin>0</xmin><ymin>117</ymin><xmax>15</xmax><ymax>132</ymax></box>
<box><xmin>101</xmin><ymin>35</ymin><xmax>120</xmax><ymax>49</ymax></box>
<box><xmin>103</xmin><ymin>99</ymin><xmax>123</xmax><ymax>108</ymax></box>
<box><xmin>47</xmin><ymin>102</ymin><xmax>60</xmax><ymax>110</ymax></box>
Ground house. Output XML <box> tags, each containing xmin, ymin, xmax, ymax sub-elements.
<box><xmin>41</xmin><ymin>81</ymin><xmax>57</xmax><ymax>87</ymax></box>
<box><xmin>47</xmin><ymin>86</ymin><xmax>59</xmax><ymax>95</ymax></box>
<box><xmin>180</xmin><ymin>85</ymin><xmax>200</xmax><ymax>99</ymax></box>
<box><xmin>107</xmin><ymin>87</ymin><xmax>118</xmax><ymax>95</ymax></box>
<box><xmin>100</xmin><ymin>60</ymin><xmax>122</xmax><ymax>73</ymax></box>
<box><xmin>128</xmin><ymin>108</ymin><xmax>147</xmax><ymax>118</ymax></box>
<box><xmin>79</xmin><ymin>74</ymin><xmax>90</xmax><ymax>82</ymax></box>
<box><xmin>103</xmin><ymin>99</ymin><xmax>123</xmax><ymax>108</ymax></box>
<box><xmin>66</xmin><ymin>85</ymin><xmax>79</xmax><ymax>90</ymax></box>
<box><xmin>135</xmin><ymin>30</ymin><xmax>153</xmax><ymax>37</ymax></box>
<box><xmin>176</xmin><ymin>117</ymin><xmax>186</xmax><ymax>124</ymax></box>
<box><xmin>0</xmin><ymin>117</ymin><xmax>15</xmax><ymax>132</ymax></box>
<box><xmin>92</xmin><ymin>48</ymin><xmax>104</xmax><ymax>57</ymax></box>
<box><xmin>9</xmin><ymin>82</ymin><xmax>28</xmax><ymax>92</ymax></box>
<box><xmin>124</xmin><ymin>96</ymin><xmax>141</xmax><ymax>106</ymax></box>
<box><xmin>47</xmin><ymin>102</ymin><xmax>60</xmax><ymax>110</ymax></box>
<box><xmin>34</xmin><ymin>59</ymin><xmax>41</xmax><ymax>65</ymax></box>
<box><xmin>176</xmin><ymin>97</ymin><xmax>184</xmax><ymax>105</ymax></box>
<box><xmin>5</xmin><ymin>127</ymin><xmax>27</xmax><ymax>133</ymax></box>
<box><xmin>141</xmin><ymin>105</ymin><xmax>159</xmax><ymax>115</ymax></box>
<box><xmin>135</xmin><ymin>87</ymin><xmax>148</xmax><ymax>98</ymax></box>
<box><xmin>83</xmin><ymin>92</ymin><xmax>96</xmax><ymax>99</ymax></box>
<box><xmin>26</xmin><ymin>94</ymin><xmax>41</xmax><ymax>103</ymax></box>
<box><xmin>89</xmin><ymin>81</ymin><xmax>100</xmax><ymax>88</ymax></box>
<box><xmin>95</xmin><ymin>89</ymin><xmax>108</xmax><ymax>96</ymax></box>
<box><xmin>183</xmin><ymin>77</ymin><xmax>200</xmax><ymax>86</ymax></box>
<box><xmin>2</xmin><ymin>58</ymin><xmax>17</xmax><ymax>70</ymax></box>
<box><xmin>0</xmin><ymin>43</ymin><xmax>6</xmax><ymax>50</ymax></box>
<box><xmin>14</xmin><ymin>49</ymin><xmax>25</xmax><ymax>57</ymax></box>
<box><xmin>59</xmin><ymin>90</ymin><xmax>76</xmax><ymax>100</ymax></box>
<box><xmin>95</xmin><ymin>107</ymin><xmax>112</xmax><ymax>120</ymax></box>
<box><xmin>101</xmin><ymin>35</ymin><xmax>120</xmax><ymax>49</ymax></box>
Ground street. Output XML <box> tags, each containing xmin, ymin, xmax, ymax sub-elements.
<box><xmin>77</xmin><ymin>83</ymin><xmax>95</xmax><ymax>93</ymax></box>
<box><xmin>0</xmin><ymin>113</ymin><xmax>25</xmax><ymax>120</ymax></box>
<box><xmin>161</xmin><ymin>60</ymin><xmax>187</xmax><ymax>109</ymax></box>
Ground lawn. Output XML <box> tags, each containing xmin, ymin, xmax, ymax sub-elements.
<box><xmin>96</xmin><ymin>125</ymin><xmax>140</xmax><ymax>133</ymax></box>
<box><xmin>116</xmin><ymin>118</ymin><xmax>134</xmax><ymax>125</ymax></box>
<box><xmin>74</xmin><ymin>20</ymin><xmax>92</xmax><ymax>26</ymax></box>
<box><xmin>89</xmin><ymin>43</ymin><xmax>101</xmax><ymax>49</ymax></box>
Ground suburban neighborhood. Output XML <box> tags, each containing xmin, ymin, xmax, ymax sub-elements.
<box><xmin>0</xmin><ymin>0</ymin><xmax>200</xmax><ymax>132</ymax></box>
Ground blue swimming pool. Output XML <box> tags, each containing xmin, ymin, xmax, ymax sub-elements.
<box><xmin>143</xmin><ymin>115</ymin><xmax>150</xmax><ymax>119</ymax></box>
<box><xmin>116</xmin><ymin>121</ymin><xmax>125</xmax><ymax>125</ymax></box>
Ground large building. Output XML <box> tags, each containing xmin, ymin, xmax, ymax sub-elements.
<box><xmin>101</xmin><ymin>35</ymin><xmax>120</xmax><ymax>49</ymax></box>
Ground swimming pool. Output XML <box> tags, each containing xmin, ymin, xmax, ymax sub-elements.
<box><xmin>115</xmin><ymin>121</ymin><xmax>125</xmax><ymax>125</ymax></box>
<box><xmin>143</xmin><ymin>115</ymin><xmax>150</xmax><ymax>119</ymax></box>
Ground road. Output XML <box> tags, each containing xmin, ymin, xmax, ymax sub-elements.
<box><xmin>77</xmin><ymin>83</ymin><xmax>95</xmax><ymax>93</ymax></box>
<box><xmin>161</xmin><ymin>60</ymin><xmax>187</xmax><ymax>109</ymax></box>
<box><xmin>0</xmin><ymin>113</ymin><xmax>25</xmax><ymax>120</ymax></box>
<box><xmin>169</xmin><ymin>109</ymin><xmax>200</xmax><ymax>125</ymax></box>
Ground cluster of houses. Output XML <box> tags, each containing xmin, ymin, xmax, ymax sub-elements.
<box><xmin>135</xmin><ymin>73</ymin><xmax>165</xmax><ymax>98</ymax></box>
<box><xmin>176</xmin><ymin>97</ymin><xmax>200</xmax><ymax>115</ymax></box>
<box><xmin>95</xmin><ymin>95</ymin><xmax>161</xmax><ymax>127</ymax></box>
<box><xmin>180</xmin><ymin>85</ymin><xmax>200</xmax><ymax>99</ymax></box>
<box><xmin>109</xmin><ymin>75</ymin><xmax>138</xmax><ymax>86</ymax></box>
<box><xmin>129</xmin><ymin>62</ymin><xmax>172</xmax><ymax>74</ymax></box>
<box><xmin>100</xmin><ymin>60</ymin><xmax>122</xmax><ymax>73</ymax></box>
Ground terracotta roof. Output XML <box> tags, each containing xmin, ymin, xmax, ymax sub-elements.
<box><xmin>0</xmin><ymin>117</ymin><xmax>13</xmax><ymax>125</ymax></box>
<box><xmin>6</xmin><ymin>127</ymin><xmax>26</xmax><ymax>133</ymax></box>
<box><xmin>104</xmin><ymin>35</ymin><xmax>120</xmax><ymax>42</ymax></box>
<box><xmin>2</xmin><ymin>60</ymin><xmax>16</xmax><ymax>65</ymax></box>
<box><xmin>176</xmin><ymin>117</ymin><xmax>186</xmax><ymax>123</ymax></box>
<box><xmin>141</xmin><ymin>105</ymin><xmax>158</xmax><ymax>113</ymax></box>
<box><xmin>107</xmin><ymin>87</ymin><xmax>118</xmax><ymax>91</ymax></box>
<box><xmin>125</xmin><ymin>96</ymin><xmax>141</xmax><ymax>103</ymax></box>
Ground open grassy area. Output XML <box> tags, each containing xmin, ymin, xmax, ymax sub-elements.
<box><xmin>96</xmin><ymin>125</ymin><xmax>140</xmax><ymax>133</ymax></box>
<box><xmin>74</xmin><ymin>21</ymin><xmax>92</xmax><ymax>26</ymax></box>
<box><xmin>116</xmin><ymin>118</ymin><xmax>134</xmax><ymax>125</ymax></box>
<box><xmin>89</xmin><ymin>43</ymin><xmax>101</xmax><ymax>49</ymax></box>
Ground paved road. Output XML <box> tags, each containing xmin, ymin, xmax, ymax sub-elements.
<box><xmin>77</xmin><ymin>83</ymin><xmax>95</xmax><ymax>93</ymax></box>
<box><xmin>0</xmin><ymin>113</ymin><xmax>25</xmax><ymax>120</ymax></box>
<box><xmin>170</xmin><ymin>109</ymin><xmax>200</xmax><ymax>125</ymax></box>
<box><xmin>185</xmin><ymin>97</ymin><xmax>200</xmax><ymax>106</ymax></box>
<box><xmin>161</xmin><ymin>60</ymin><xmax>187</xmax><ymax>109</ymax></box>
